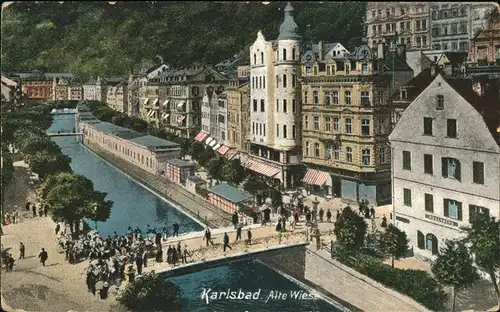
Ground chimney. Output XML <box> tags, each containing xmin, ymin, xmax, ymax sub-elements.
<box><xmin>318</xmin><ymin>41</ymin><xmax>324</xmax><ymax>61</ymax></box>
<box><xmin>377</xmin><ymin>42</ymin><xmax>384</xmax><ymax>60</ymax></box>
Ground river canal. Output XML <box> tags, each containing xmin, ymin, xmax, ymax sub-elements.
<box><xmin>48</xmin><ymin>114</ymin><xmax>343</xmax><ymax>312</ymax></box>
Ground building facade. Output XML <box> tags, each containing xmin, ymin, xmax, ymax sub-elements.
<box><xmin>162</xmin><ymin>159</ymin><xmax>196</xmax><ymax>185</ymax></box>
<box><xmin>201</xmin><ymin>86</ymin><xmax>227</xmax><ymax>145</ymax></box>
<box><xmin>207</xmin><ymin>183</ymin><xmax>254</xmax><ymax>214</ymax></box>
<box><xmin>83</xmin><ymin>78</ymin><xmax>97</xmax><ymax>101</ymax></box>
<box><xmin>226</xmin><ymin>78</ymin><xmax>250</xmax><ymax>152</ymax></box>
<box><xmin>54</xmin><ymin>83</ymin><xmax>69</xmax><ymax>101</ymax></box>
<box><xmin>247</xmin><ymin>2</ymin><xmax>303</xmax><ymax>189</ymax></box>
<box><xmin>105</xmin><ymin>79</ymin><xmax>126</xmax><ymax>112</ymax></box>
<box><xmin>389</xmin><ymin>73</ymin><xmax>500</xmax><ymax>258</ymax></box>
<box><xmin>68</xmin><ymin>84</ymin><xmax>83</xmax><ymax>101</ymax></box>
<box><xmin>365</xmin><ymin>2</ymin><xmax>431</xmax><ymax>52</ymax></box>
<box><xmin>469</xmin><ymin>8</ymin><xmax>500</xmax><ymax>65</ymax></box>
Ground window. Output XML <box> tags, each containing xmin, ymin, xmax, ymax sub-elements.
<box><xmin>361</xmin><ymin>119</ymin><xmax>370</xmax><ymax>135</ymax></box>
<box><xmin>332</xmin><ymin>91</ymin><xmax>339</xmax><ymax>104</ymax></box>
<box><xmin>276</xmin><ymin>99</ymin><xmax>280</xmax><ymax>112</ymax></box>
<box><xmin>292</xmin><ymin>74</ymin><xmax>296</xmax><ymax>87</ymax></box>
<box><xmin>283</xmin><ymin>99</ymin><xmax>287</xmax><ymax>113</ymax></box>
<box><xmin>313</xmin><ymin>91</ymin><xmax>319</xmax><ymax>104</ymax></box>
<box><xmin>423</xmin><ymin>193</ymin><xmax>434</xmax><ymax>213</ymax></box>
<box><xmin>361</xmin><ymin>64</ymin><xmax>368</xmax><ymax>75</ymax></box>
<box><xmin>362</xmin><ymin>149</ymin><xmax>371</xmax><ymax>166</ymax></box>
<box><xmin>423</xmin><ymin>117</ymin><xmax>433</xmax><ymax>135</ymax></box>
<box><xmin>424</xmin><ymin>154</ymin><xmax>433</xmax><ymax>174</ymax></box>
<box><xmin>469</xmin><ymin>205</ymin><xmax>489</xmax><ymax>223</ymax></box>
<box><xmin>292</xmin><ymin>125</ymin><xmax>296</xmax><ymax>139</ymax></box>
<box><xmin>283</xmin><ymin>125</ymin><xmax>287</xmax><ymax>139</ymax></box>
<box><xmin>260</xmin><ymin>99</ymin><xmax>265</xmax><ymax>112</ymax></box>
<box><xmin>345</xmin><ymin>91</ymin><xmax>351</xmax><ymax>105</ymax></box>
<box><xmin>345</xmin><ymin>118</ymin><xmax>352</xmax><ymax>134</ymax></box>
<box><xmin>447</xmin><ymin>119</ymin><xmax>457</xmax><ymax>138</ymax></box>
<box><xmin>417</xmin><ymin>231</ymin><xmax>425</xmax><ymax>249</ymax></box>
<box><xmin>253</xmin><ymin>99</ymin><xmax>257</xmax><ymax>112</ymax></box>
<box><xmin>360</xmin><ymin>91</ymin><xmax>370</xmax><ymax>106</ymax></box>
<box><xmin>259</xmin><ymin>123</ymin><xmax>262</xmax><ymax>135</ymax></box>
<box><xmin>263</xmin><ymin>76</ymin><xmax>266</xmax><ymax>88</ymax></box>
<box><xmin>379</xmin><ymin>147</ymin><xmax>386</xmax><ymax>164</ymax></box>
<box><xmin>292</xmin><ymin>47</ymin><xmax>296</xmax><ymax>61</ymax></box>
<box><xmin>403</xmin><ymin>188</ymin><xmax>412</xmax><ymax>206</ymax></box>
<box><xmin>304</xmin><ymin>116</ymin><xmax>309</xmax><ymax>130</ymax></box>
<box><xmin>261</xmin><ymin>52</ymin><xmax>264</xmax><ymax>64</ymax></box>
<box><xmin>324</xmin><ymin>91</ymin><xmax>331</xmax><ymax>105</ymax></box>
<box><xmin>292</xmin><ymin>99</ymin><xmax>296</xmax><ymax>113</ymax></box>
<box><xmin>304</xmin><ymin>91</ymin><xmax>308</xmax><ymax>104</ymax></box>
<box><xmin>442</xmin><ymin>157</ymin><xmax>461</xmax><ymax>180</ymax></box>
<box><xmin>444</xmin><ymin>199</ymin><xmax>462</xmax><ymax>220</ymax></box>
<box><xmin>325</xmin><ymin>117</ymin><xmax>331</xmax><ymax>132</ymax></box>
<box><xmin>218</xmin><ymin>114</ymin><xmax>225</xmax><ymax>123</ymax></box>
<box><xmin>472</xmin><ymin>161</ymin><xmax>484</xmax><ymax>184</ymax></box>
<box><xmin>305</xmin><ymin>141</ymin><xmax>309</xmax><ymax>156</ymax></box>
<box><xmin>346</xmin><ymin>147</ymin><xmax>352</xmax><ymax>162</ymax></box>
<box><xmin>276</xmin><ymin>75</ymin><xmax>279</xmax><ymax>88</ymax></box>
<box><xmin>333</xmin><ymin>118</ymin><xmax>339</xmax><ymax>131</ymax></box>
<box><xmin>333</xmin><ymin>144</ymin><xmax>340</xmax><ymax>160</ymax></box>
<box><xmin>378</xmin><ymin>90</ymin><xmax>384</xmax><ymax>105</ymax></box>
<box><xmin>345</xmin><ymin>64</ymin><xmax>350</xmax><ymax>75</ymax></box>
<box><xmin>263</xmin><ymin>124</ymin><xmax>266</xmax><ymax>136</ymax></box>
<box><xmin>253</xmin><ymin>53</ymin><xmax>256</xmax><ymax>64</ymax></box>
<box><xmin>259</xmin><ymin>77</ymin><xmax>262</xmax><ymax>89</ymax></box>
<box><xmin>282</xmin><ymin>74</ymin><xmax>287</xmax><ymax>88</ymax></box>
<box><xmin>276</xmin><ymin>124</ymin><xmax>280</xmax><ymax>137</ymax></box>
<box><xmin>378</xmin><ymin>119</ymin><xmax>385</xmax><ymax>134</ymax></box>
<box><xmin>436</xmin><ymin>95</ymin><xmax>444</xmax><ymax>110</ymax></box>
<box><xmin>313</xmin><ymin>116</ymin><xmax>319</xmax><ymax>130</ymax></box>
<box><xmin>403</xmin><ymin>151</ymin><xmax>411</xmax><ymax>170</ymax></box>
<box><xmin>283</xmin><ymin>48</ymin><xmax>287</xmax><ymax>61</ymax></box>
<box><xmin>314</xmin><ymin>143</ymin><xmax>320</xmax><ymax>157</ymax></box>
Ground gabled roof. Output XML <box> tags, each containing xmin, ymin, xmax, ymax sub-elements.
<box><xmin>392</xmin><ymin>69</ymin><xmax>434</xmax><ymax>102</ymax></box>
<box><xmin>438</xmin><ymin>52</ymin><xmax>468</xmax><ymax>66</ymax></box>
<box><xmin>208</xmin><ymin>183</ymin><xmax>253</xmax><ymax>204</ymax></box>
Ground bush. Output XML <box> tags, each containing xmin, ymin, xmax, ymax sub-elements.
<box><xmin>195</xmin><ymin>184</ymin><xmax>208</xmax><ymax>198</ymax></box>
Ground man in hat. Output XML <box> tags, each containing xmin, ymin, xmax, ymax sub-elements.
<box><xmin>38</xmin><ymin>248</ymin><xmax>48</xmax><ymax>266</ymax></box>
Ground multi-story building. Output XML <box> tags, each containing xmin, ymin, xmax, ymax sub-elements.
<box><xmin>246</xmin><ymin>2</ymin><xmax>303</xmax><ymax>189</ymax></box>
<box><xmin>95</xmin><ymin>77</ymin><xmax>105</xmax><ymax>103</ymax></box>
<box><xmin>1</xmin><ymin>75</ymin><xmax>18</xmax><ymax>106</ymax></box>
<box><xmin>148</xmin><ymin>67</ymin><xmax>228</xmax><ymax>138</ymax></box>
<box><xmin>68</xmin><ymin>84</ymin><xmax>83</xmax><ymax>101</ymax></box>
<box><xmin>389</xmin><ymin>73</ymin><xmax>499</xmax><ymax>258</ymax></box>
<box><xmin>127</xmin><ymin>75</ymin><xmax>141</xmax><ymax>117</ymax></box>
<box><xmin>300</xmin><ymin>42</ymin><xmax>413</xmax><ymax>203</ymax></box>
<box><xmin>201</xmin><ymin>86</ymin><xmax>226</xmax><ymax>144</ymax></box>
<box><xmin>469</xmin><ymin>8</ymin><xmax>500</xmax><ymax>65</ymax></box>
<box><xmin>12</xmin><ymin>72</ymin><xmax>74</xmax><ymax>101</ymax></box>
<box><xmin>429</xmin><ymin>2</ymin><xmax>497</xmax><ymax>57</ymax></box>
<box><xmin>106</xmin><ymin>80</ymin><xmax>128</xmax><ymax>113</ymax></box>
<box><xmin>226</xmin><ymin>77</ymin><xmax>250</xmax><ymax>153</ymax></box>
<box><xmin>103</xmin><ymin>77</ymin><xmax>124</xmax><ymax>106</ymax></box>
<box><xmin>365</xmin><ymin>2</ymin><xmax>430</xmax><ymax>52</ymax></box>
<box><xmin>83</xmin><ymin>78</ymin><xmax>97</xmax><ymax>101</ymax></box>
<box><xmin>54</xmin><ymin>79</ymin><xmax>69</xmax><ymax>101</ymax></box>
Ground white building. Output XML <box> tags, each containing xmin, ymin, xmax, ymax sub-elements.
<box><xmin>389</xmin><ymin>73</ymin><xmax>500</xmax><ymax>259</ymax></box>
<box><xmin>201</xmin><ymin>86</ymin><xmax>227</xmax><ymax>147</ymax></box>
<box><xmin>247</xmin><ymin>2</ymin><xmax>302</xmax><ymax>188</ymax></box>
<box><xmin>83</xmin><ymin>78</ymin><xmax>97</xmax><ymax>101</ymax></box>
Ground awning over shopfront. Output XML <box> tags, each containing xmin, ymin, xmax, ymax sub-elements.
<box><xmin>177</xmin><ymin>115</ymin><xmax>186</xmax><ymax>122</ymax></box>
<box><xmin>162</xmin><ymin>99</ymin><xmax>170</xmax><ymax>107</ymax></box>
<box><xmin>162</xmin><ymin>113</ymin><xmax>169</xmax><ymax>119</ymax></box>
<box><xmin>244</xmin><ymin>159</ymin><xmax>280</xmax><ymax>178</ymax></box>
<box><xmin>194</xmin><ymin>132</ymin><xmax>209</xmax><ymax>142</ymax></box>
<box><xmin>225</xmin><ymin>149</ymin><xmax>239</xmax><ymax>160</ymax></box>
<box><xmin>177</xmin><ymin>101</ymin><xmax>185</xmax><ymax>108</ymax></box>
<box><xmin>302</xmin><ymin>169</ymin><xmax>331</xmax><ymax>186</ymax></box>
<box><xmin>147</xmin><ymin>110</ymin><xmax>155</xmax><ymax>117</ymax></box>
<box><xmin>209</xmin><ymin>140</ymin><xmax>218</xmax><ymax>147</ymax></box>
<box><xmin>143</xmin><ymin>98</ymin><xmax>149</xmax><ymax>105</ymax></box>
<box><xmin>205</xmin><ymin>137</ymin><xmax>214</xmax><ymax>145</ymax></box>
<box><xmin>151</xmin><ymin>99</ymin><xmax>159</xmax><ymax>106</ymax></box>
<box><xmin>212</xmin><ymin>143</ymin><xmax>221</xmax><ymax>150</ymax></box>
<box><xmin>217</xmin><ymin>145</ymin><xmax>230</xmax><ymax>155</ymax></box>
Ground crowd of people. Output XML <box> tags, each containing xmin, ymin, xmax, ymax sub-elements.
<box><xmin>2</xmin><ymin>200</ymin><xmax>48</xmax><ymax>226</ymax></box>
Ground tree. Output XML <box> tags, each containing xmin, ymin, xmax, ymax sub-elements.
<box><xmin>461</xmin><ymin>213</ymin><xmax>500</xmax><ymax>307</ymax></box>
<box><xmin>40</xmin><ymin>172</ymin><xmax>95</xmax><ymax>235</ymax></box>
<box><xmin>379</xmin><ymin>224</ymin><xmax>409</xmax><ymax>268</ymax></box>
<box><xmin>270</xmin><ymin>187</ymin><xmax>283</xmax><ymax>208</ymax></box>
<box><xmin>228</xmin><ymin>158</ymin><xmax>247</xmax><ymax>185</ymax></box>
<box><xmin>431</xmin><ymin>240</ymin><xmax>479</xmax><ymax>311</ymax></box>
<box><xmin>117</xmin><ymin>272</ymin><xmax>181</xmax><ymax>312</ymax></box>
<box><xmin>190</xmin><ymin>142</ymin><xmax>205</xmax><ymax>161</ymax></box>
<box><xmin>198</xmin><ymin>148</ymin><xmax>215</xmax><ymax>167</ymax></box>
<box><xmin>24</xmin><ymin>150</ymin><xmax>72</xmax><ymax>179</ymax></box>
<box><xmin>333</xmin><ymin>206</ymin><xmax>367</xmax><ymax>253</ymax></box>
<box><xmin>87</xmin><ymin>190</ymin><xmax>114</xmax><ymax>224</ymax></box>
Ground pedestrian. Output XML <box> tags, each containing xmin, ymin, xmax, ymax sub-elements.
<box><xmin>167</xmin><ymin>246</ymin><xmax>173</xmax><ymax>264</ymax></box>
<box><xmin>370</xmin><ymin>206</ymin><xmax>376</xmax><ymax>219</ymax></box>
<box><xmin>44</xmin><ymin>204</ymin><xmax>49</xmax><ymax>217</ymax></box>
<box><xmin>235</xmin><ymin>224</ymin><xmax>242</xmax><ymax>242</ymax></box>
<box><xmin>143</xmin><ymin>250</ymin><xmax>148</xmax><ymax>268</ymax></box>
<box><xmin>156</xmin><ymin>246</ymin><xmax>163</xmax><ymax>263</ymax></box>
<box><xmin>176</xmin><ymin>242</ymin><xmax>182</xmax><ymax>258</ymax></box>
<box><xmin>38</xmin><ymin>248</ymin><xmax>48</xmax><ymax>266</ymax></box>
<box><xmin>247</xmin><ymin>228</ymin><xmax>252</xmax><ymax>245</ymax></box>
<box><xmin>232</xmin><ymin>211</ymin><xmax>239</xmax><ymax>229</ymax></box>
<box><xmin>182</xmin><ymin>245</ymin><xmax>190</xmax><ymax>264</ymax></box>
<box><xmin>336</xmin><ymin>210</ymin><xmax>340</xmax><ymax>221</ymax></box>
<box><xmin>223</xmin><ymin>232</ymin><xmax>232</xmax><ymax>252</ymax></box>
<box><xmin>38</xmin><ymin>205</ymin><xmax>43</xmax><ymax>217</ymax></box>
<box><xmin>99</xmin><ymin>281</ymin><xmax>109</xmax><ymax>300</ymax></box>
<box><xmin>8</xmin><ymin>254</ymin><xmax>15</xmax><ymax>271</ymax></box>
<box><xmin>326</xmin><ymin>209</ymin><xmax>332</xmax><ymax>222</ymax></box>
<box><xmin>55</xmin><ymin>223</ymin><xmax>60</xmax><ymax>235</ymax></box>
<box><xmin>4</xmin><ymin>212</ymin><xmax>11</xmax><ymax>225</ymax></box>
<box><xmin>276</xmin><ymin>219</ymin><xmax>282</xmax><ymax>232</ymax></box>
<box><xmin>86</xmin><ymin>271</ymin><xmax>96</xmax><ymax>295</ymax></box>
<box><xmin>19</xmin><ymin>242</ymin><xmax>25</xmax><ymax>259</ymax></box>
<box><xmin>135</xmin><ymin>254</ymin><xmax>143</xmax><ymax>275</ymax></box>
<box><xmin>32</xmin><ymin>204</ymin><xmax>37</xmax><ymax>218</ymax></box>
<box><xmin>371</xmin><ymin>218</ymin><xmax>377</xmax><ymax>233</ymax></box>
<box><xmin>204</xmin><ymin>227</ymin><xmax>214</xmax><ymax>246</ymax></box>
<box><xmin>319</xmin><ymin>208</ymin><xmax>324</xmax><ymax>222</ymax></box>
<box><xmin>172</xmin><ymin>248</ymin><xmax>178</xmax><ymax>266</ymax></box>
<box><xmin>13</xmin><ymin>210</ymin><xmax>18</xmax><ymax>224</ymax></box>
<box><xmin>25</xmin><ymin>201</ymin><xmax>30</xmax><ymax>211</ymax></box>
<box><xmin>172</xmin><ymin>223</ymin><xmax>179</xmax><ymax>237</ymax></box>
<box><xmin>381</xmin><ymin>214</ymin><xmax>388</xmax><ymax>228</ymax></box>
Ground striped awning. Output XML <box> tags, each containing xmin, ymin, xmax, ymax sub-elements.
<box><xmin>147</xmin><ymin>110</ymin><xmax>155</xmax><ymax>117</ymax></box>
<box><xmin>302</xmin><ymin>169</ymin><xmax>330</xmax><ymax>186</ymax></box>
<box><xmin>244</xmin><ymin>159</ymin><xmax>281</xmax><ymax>178</ymax></box>
<box><xmin>209</xmin><ymin>140</ymin><xmax>218</xmax><ymax>147</ymax></box>
<box><xmin>177</xmin><ymin>101</ymin><xmax>186</xmax><ymax>108</ymax></box>
<box><xmin>162</xmin><ymin>113</ymin><xmax>169</xmax><ymax>119</ymax></box>
<box><xmin>225</xmin><ymin>149</ymin><xmax>239</xmax><ymax>160</ymax></box>
<box><xmin>212</xmin><ymin>143</ymin><xmax>221</xmax><ymax>150</ymax></box>
<box><xmin>177</xmin><ymin>115</ymin><xmax>186</xmax><ymax>122</ymax></box>
<box><xmin>217</xmin><ymin>145</ymin><xmax>230</xmax><ymax>155</ymax></box>
<box><xmin>194</xmin><ymin>132</ymin><xmax>209</xmax><ymax>142</ymax></box>
<box><xmin>163</xmin><ymin>99</ymin><xmax>170</xmax><ymax>107</ymax></box>
<box><xmin>143</xmin><ymin>98</ymin><xmax>149</xmax><ymax>105</ymax></box>
<box><xmin>152</xmin><ymin>99</ymin><xmax>159</xmax><ymax>106</ymax></box>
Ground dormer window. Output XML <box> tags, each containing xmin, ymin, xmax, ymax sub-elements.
<box><xmin>436</xmin><ymin>95</ymin><xmax>444</xmax><ymax>110</ymax></box>
<box><xmin>400</xmin><ymin>89</ymin><xmax>407</xmax><ymax>99</ymax></box>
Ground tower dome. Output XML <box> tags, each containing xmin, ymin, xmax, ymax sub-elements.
<box><xmin>278</xmin><ymin>2</ymin><xmax>300</xmax><ymax>40</ymax></box>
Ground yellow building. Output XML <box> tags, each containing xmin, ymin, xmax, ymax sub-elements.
<box><xmin>300</xmin><ymin>43</ymin><xmax>413</xmax><ymax>204</ymax></box>
<box><xmin>226</xmin><ymin>78</ymin><xmax>250</xmax><ymax>153</ymax></box>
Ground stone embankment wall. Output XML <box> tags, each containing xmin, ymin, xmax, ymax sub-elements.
<box><xmin>304</xmin><ymin>245</ymin><xmax>432</xmax><ymax>312</ymax></box>
<box><xmin>84</xmin><ymin>141</ymin><xmax>233</xmax><ymax>228</ymax></box>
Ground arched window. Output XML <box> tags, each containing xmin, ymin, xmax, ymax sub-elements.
<box><xmin>417</xmin><ymin>231</ymin><xmax>425</xmax><ymax>249</ymax></box>
<box><xmin>282</xmin><ymin>74</ymin><xmax>287</xmax><ymax>88</ymax></box>
<box><xmin>254</xmin><ymin>53</ymin><xmax>257</xmax><ymax>64</ymax></box>
<box><xmin>261</xmin><ymin>52</ymin><xmax>264</xmax><ymax>64</ymax></box>
<box><xmin>259</xmin><ymin>76</ymin><xmax>262</xmax><ymax>89</ymax></box>
<box><xmin>425</xmin><ymin>233</ymin><xmax>438</xmax><ymax>255</ymax></box>
<box><xmin>283</xmin><ymin>48</ymin><xmax>287</xmax><ymax>61</ymax></box>
<box><xmin>292</xmin><ymin>47</ymin><xmax>296</xmax><ymax>60</ymax></box>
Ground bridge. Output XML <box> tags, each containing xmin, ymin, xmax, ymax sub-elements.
<box><xmin>47</xmin><ymin>132</ymin><xmax>83</xmax><ymax>137</ymax></box>
<box><xmin>51</xmin><ymin>108</ymin><xmax>78</xmax><ymax>115</ymax></box>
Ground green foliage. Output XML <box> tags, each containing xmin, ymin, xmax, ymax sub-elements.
<box><xmin>334</xmin><ymin>206</ymin><xmax>367</xmax><ymax>252</ymax></box>
<box><xmin>379</xmin><ymin>224</ymin><xmax>409</xmax><ymax>267</ymax></box>
<box><xmin>88</xmin><ymin>190</ymin><xmax>114</xmax><ymax>223</ymax></box>
<box><xmin>270</xmin><ymin>187</ymin><xmax>283</xmax><ymax>207</ymax></box>
<box><xmin>461</xmin><ymin>213</ymin><xmax>500</xmax><ymax>305</ymax></box>
<box><xmin>49</xmin><ymin>100</ymin><xmax>79</xmax><ymax>109</ymax></box>
<box><xmin>195</xmin><ymin>184</ymin><xmax>208</xmax><ymax>199</ymax></box>
<box><xmin>431</xmin><ymin>240</ymin><xmax>479</xmax><ymax>311</ymax></box>
<box><xmin>228</xmin><ymin>159</ymin><xmax>247</xmax><ymax>185</ymax></box>
<box><xmin>1</xmin><ymin>2</ymin><xmax>366</xmax><ymax>78</ymax></box>
<box><xmin>190</xmin><ymin>142</ymin><xmax>205</xmax><ymax>160</ymax></box>
<box><xmin>0</xmin><ymin>145</ymin><xmax>14</xmax><ymax>188</ymax></box>
<box><xmin>117</xmin><ymin>272</ymin><xmax>181</xmax><ymax>312</ymax></box>
<box><xmin>24</xmin><ymin>150</ymin><xmax>72</xmax><ymax>180</ymax></box>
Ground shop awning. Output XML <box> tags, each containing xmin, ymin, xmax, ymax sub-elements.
<box><xmin>212</xmin><ymin>143</ymin><xmax>221</xmax><ymax>150</ymax></box>
<box><xmin>205</xmin><ymin>137</ymin><xmax>214</xmax><ymax>145</ymax></box>
<box><xmin>143</xmin><ymin>98</ymin><xmax>149</xmax><ymax>105</ymax></box>
<box><xmin>177</xmin><ymin>115</ymin><xmax>186</xmax><ymax>122</ymax></box>
<box><xmin>217</xmin><ymin>145</ymin><xmax>230</xmax><ymax>155</ymax></box>
<box><xmin>152</xmin><ymin>99</ymin><xmax>159</xmax><ymax>106</ymax></box>
<box><xmin>177</xmin><ymin>101</ymin><xmax>185</xmax><ymax>108</ymax></box>
<box><xmin>163</xmin><ymin>99</ymin><xmax>170</xmax><ymax>107</ymax></box>
<box><xmin>209</xmin><ymin>140</ymin><xmax>218</xmax><ymax>147</ymax></box>
<box><xmin>162</xmin><ymin>113</ymin><xmax>169</xmax><ymax>119</ymax></box>
<box><xmin>194</xmin><ymin>132</ymin><xmax>209</xmax><ymax>142</ymax></box>
<box><xmin>244</xmin><ymin>159</ymin><xmax>281</xmax><ymax>178</ymax></box>
<box><xmin>302</xmin><ymin>169</ymin><xmax>330</xmax><ymax>186</ymax></box>
<box><xmin>225</xmin><ymin>149</ymin><xmax>239</xmax><ymax>160</ymax></box>
<box><xmin>148</xmin><ymin>110</ymin><xmax>155</xmax><ymax>117</ymax></box>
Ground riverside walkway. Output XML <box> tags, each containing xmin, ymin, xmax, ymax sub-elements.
<box><xmin>47</xmin><ymin>132</ymin><xmax>83</xmax><ymax>137</ymax></box>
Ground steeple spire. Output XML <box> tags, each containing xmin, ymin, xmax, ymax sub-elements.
<box><xmin>278</xmin><ymin>2</ymin><xmax>300</xmax><ymax>40</ymax></box>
